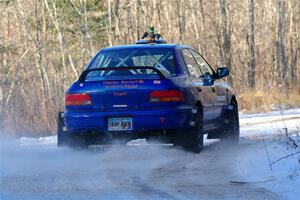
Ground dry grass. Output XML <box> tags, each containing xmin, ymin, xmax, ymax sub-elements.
<box><xmin>238</xmin><ymin>87</ymin><xmax>300</xmax><ymax>113</ymax></box>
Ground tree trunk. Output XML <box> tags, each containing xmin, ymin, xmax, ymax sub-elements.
<box><xmin>278</xmin><ymin>0</ymin><xmax>287</xmax><ymax>85</ymax></box>
<box><xmin>135</xmin><ymin>0</ymin><xmax>141</xmax><ymax>40</ymax></box>
<box><xmin>43</xmin><ymin>0</ymin><xmax>78</xmax><ymax>78</ymax></box>
<box><xmin>108</xmin><ymin>0</ymin><xmax>113</xmax><ymax>46</ymax></box>
<box><xmin>247</xmin><ymin>0</ymin><xmax>256</xmax><ymax>88</ymax></box>
<box><xmin>219</xmin><ymin>0</ymin><xmax>232</xmax><ymax>84</ymax></box>
<box><xmin>176</xmin><ymin>0</ymin><xmax>182</xmax><ymax>43</ymax></box>
<box><xmin>114</xmin><ymin>0</ymin><xmax>121</xmax><ymax>44</ymax></box>
<box><xmin>289</xmin><ymin>0</ymin><xmax>299</xmax><ymax>84</ymax></box>
<box><xmin>126</xmin><ymin>0</ymin><xmax>132</xmax><ymax>43</ymax></box>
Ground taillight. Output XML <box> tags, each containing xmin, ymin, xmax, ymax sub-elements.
<box><xmin>150</xmin><ymin>90</ymin><xmax>184</xmax><ymax>102</ymax></box>
<box><xmin>65</xmin><ymin>93</ymin><xmax>92</xmax><ymax>106</ymax></box>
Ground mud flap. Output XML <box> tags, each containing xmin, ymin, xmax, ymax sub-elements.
<box><xmin>57</xmin><ymin>112</ymin><xmax>68</xmax><ymax>146</ymax></box>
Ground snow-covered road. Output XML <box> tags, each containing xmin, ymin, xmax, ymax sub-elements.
<box><xmin>0</xmin><ymin>109</ymin><xmax>300</xmax><ymax>200</ymax></box>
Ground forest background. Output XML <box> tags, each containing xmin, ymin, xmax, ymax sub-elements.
<box><xmin>0</xmin><ymin>0</ymin><xmax>299</xmax><ymax>136</ymax></box>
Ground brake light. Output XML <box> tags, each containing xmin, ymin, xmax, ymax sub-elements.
<box><xmin>65</xmin><ymin>93</ymin><xmax>92</xmax><ymax>106</ymax></box>
<box><xmin>150</xmin><ymin>90</ymin><xmax>183</xmax><ymax>102</ymax></box>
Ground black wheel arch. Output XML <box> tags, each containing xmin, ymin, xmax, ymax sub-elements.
<box><xmin>195</xmin><ymin>100</ymin><xmax>203</xmax><ymax>110</ymax></box>
<box><xmin>230</xmin><ymin>95</ymin><xmax>238</xmax><ymax>110</ymax></box>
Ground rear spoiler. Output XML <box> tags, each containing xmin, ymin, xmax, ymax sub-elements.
<box><xmin>78</xmin><ymin>66</ymin><xmax>170</xmax><ymax>82</ymax></box>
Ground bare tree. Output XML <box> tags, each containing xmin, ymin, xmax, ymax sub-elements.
<box><xmin>107</xmin><ymin>0</ymin><xmax>113</xmax><ymax>46</ymax></box>
<box><xmin>135</xmin><ymin>0</ymin><xmax>141</xmax><ymax>40</ymax></box>
<box><xmin>176</xmin><ymin>0</ymin><xmax>183</xmax><ymax>43</ymax></box>
<box><xmin>1</xmin><ymin>0</ymin><xmax>300</xmax><ymax>136</ymax></box>
<box><xmin>278</xmin><ymin>0</ymin><xmax>287</xmax><ymax>85</ymax></box>
<box><xmin>219</xmin><ymin>0</ymin><xmax>232</xmax><ymax>84</ymax></box>
<box><xmin>247</xmin><ymin>0</ymin><xmax>256</xmax><ymax>88</ymax></box>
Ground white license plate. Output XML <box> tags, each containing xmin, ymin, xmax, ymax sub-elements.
<box><xmin>108</xmin><ymin>118</ymin><xmax>133</xmax><ymax>131</ymax></box>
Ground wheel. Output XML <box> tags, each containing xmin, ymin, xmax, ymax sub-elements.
<box><xmin>222</xmin><ymin>100</ymin><xmax>240</xmax><ymax>144</ymax></box>
<box><xmin>174</xmin><ymin>107</ymin><xmax>204</xmax><ymax>153</ymax></box>
<box><xmin>57</xmin><ymin>112</ymin><xmax>87</xmax><ymax>149</ymax></box>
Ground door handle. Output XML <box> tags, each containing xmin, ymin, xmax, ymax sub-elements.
<box><xmin>197</xmin><ymin>88</ymin><xmax>202</xmax><ymax>92</ymax></box>
<box><xmin>212</xmin><ymin>87</ymin><xmax>216</xmax><ymax>93</ymax></box>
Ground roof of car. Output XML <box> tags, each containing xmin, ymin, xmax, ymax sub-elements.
<box><xmin>102</xmin><ymin>44</ymin><xmax>180</xmax><ymax>51</ymax></box>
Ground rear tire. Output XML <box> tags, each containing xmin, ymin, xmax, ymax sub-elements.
<box><xmin>174</xmin><ymin>108</ymin><xmax>204</xmax><ymax>153</ymax></box>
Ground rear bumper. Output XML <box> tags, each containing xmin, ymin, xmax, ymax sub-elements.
<box><xmin>64</xmin><ymin>107</ymin><xmax>192</xmax><ymax>134</ymax></box>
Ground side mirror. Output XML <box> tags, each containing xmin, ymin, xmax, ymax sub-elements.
<box><xmin>216</xmin><ymin>67</ymin><xmax>229</xmax><ymax>78</ymax></box>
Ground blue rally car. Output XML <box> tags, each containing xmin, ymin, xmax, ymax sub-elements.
<box><xmin>57</xmin><ymin>38</ymin><xmax>239</xmax><ymax>153</ymax></box>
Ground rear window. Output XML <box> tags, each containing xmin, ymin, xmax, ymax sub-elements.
<box><xmin>86</xmin><ymin>48</ymin><xmax>177</xmax><ymax>81</ymax></box>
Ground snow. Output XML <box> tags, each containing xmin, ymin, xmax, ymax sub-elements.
<box><xmin>239</xmin><ymin>109</ymin><xmax>300</xmax><ymax>139</ymax></box>
<box><xmin>235</xmin><ymin>140</ymin><xmax>300</xmax><ymax>200</ymax></box>
<box><xmin>0</xmin><ymin>109</ymin><xmax>299</xmax><ymax>200</ymax></box>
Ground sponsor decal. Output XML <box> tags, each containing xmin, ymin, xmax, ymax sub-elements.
<box><xmin>105</xmin><ymin>84</ymin><xmax>138</xmax><ymax>89</ymax></box>
<box><xmin>216</xmin><ymin>88</ymin><xmax>225</xmax><ymax>96</ymax></box>
<box><xmin>103</xmin><ymin>80</ymin><xmax>119</xmax><ymax>85</ymax></box>
<box><xmin>113</xmin><ymin>91</ymin><xmax>128</xmax><ymax>96</ymax></box>
<box><xmin>103</xmin><ymin>80</ymin><xmax>144</xmax><ymax>89</ymax></box>
<box><xmin>113</xmin><ymin>105</ymin><xmax>128</xmax><ymax>108</ymax></box>
<box><xmin>121</xmin><ymin>80</ymin><xmax>144</xmax><ymax>84</ymax></box>
<box><xmin>216</xmin><ymin>88</ymin><xmax>226</xmax><ymax>101</ymax></box>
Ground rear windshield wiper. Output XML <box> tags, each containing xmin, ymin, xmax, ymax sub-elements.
<box><xmin>78</xmin><ymin>66</ymin><xmax>170</xmax><ymax>82</ymax></box>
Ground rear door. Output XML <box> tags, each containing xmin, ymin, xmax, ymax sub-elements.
<box><xmin>181</xmin><ymin>49</ymin><xmax>214</xmax><ymax>121</ymax></box>
<box><xmin>189</xmin><ymin>49</ymin><xmax>227</xmax><ymax>118</ymax></box>
<box><xmin>213</xmin><ymin>80</ymin><xmax>228</xmax><ymax>116</ymax></box>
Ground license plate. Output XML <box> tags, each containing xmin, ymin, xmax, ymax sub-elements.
<box><xmin>108</xmin><ymin>117</ymin><xmax>133</xmax><ymax>131</ymax></box>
